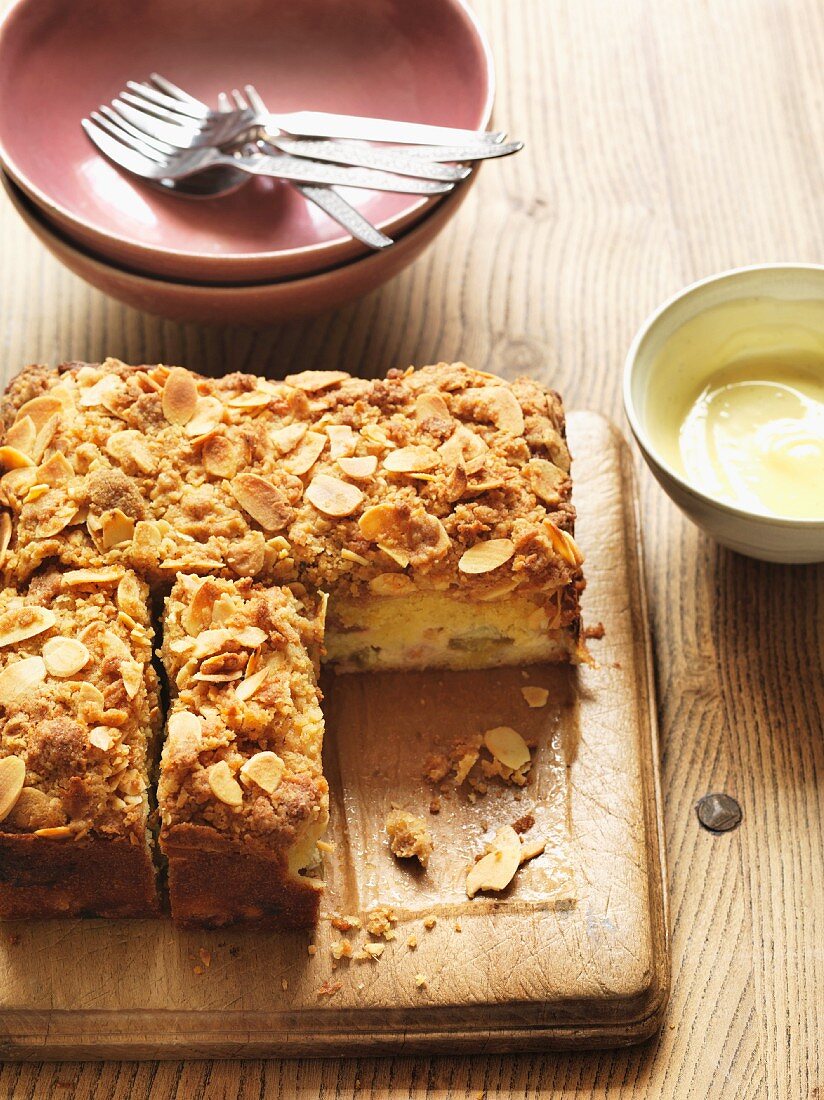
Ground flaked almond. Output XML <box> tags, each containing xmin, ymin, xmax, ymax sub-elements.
<box><xmin>106</xmin><ymin>430</ymin><xmax>157</xmax><ymax>475</ymax></box>
<box><xmin>285</xmin><ymin>370</ymin><xmax>348</xmax><ymax>393</ymax></box>
<box><xmin>544</xmin><ymin>521</ymin><xmax>584</xmax><ymax>567</ymax></box>
<box><xmin>458</xmin><ymin>538</ymin><xmax>515</xmax><ymax>575</ymax></box>
<box><xmin>271</xmin><ymin>422</ymin><xmax>308</xmax><ymax>455</ymax></box>
<box><xmin>361</xmin><ymin>423</ymin><xmax>393</xmax><ymax>447</ymax></box>
<box><xmin>17</xmin><ymin>395</ymin><xmax>63</xmax><ymax>431</ymax></box>
<box><xmin>33</xmin><ymin>825</ymin><xmax>73</xmax><ymax>839</ymax></box>
<box><xmin>340</xmin><ymin>547</ymin><xmax>370</xmax><ymax>567</ymax></box>
<box><xmin>231</xmin><ymin>474</ymin><xmax>292</xmax><ymax>531</ymax></box>
<box><xmin>0</xmin><ymin>656</ymin><xmax>46</xmax><ymax>703</ymax></box>
<box><xmin>185</xmin><ymin>395</ymin><xmax>225</xmax><ymax>438</ymax></box>
<box><xmin>0</xmin><ymin>513</ymin><xmax>11</xmax><ymax>566</ymax></box>
<box><xmin>193</xmin><ymin>669</ymin><xmax>244</xmax><ymax>683</ymax></box>
<box><xmin>116</xmin><ymin>572</ymin><xmax>144</xmax><ymax>619</ymax></box>
<box><xmin>101</xmin><ymin>509</ymin><xmax>135</xmax><ymax>549</ymax></box>
<box><xmin>42</xmin><ymin>637</ymin><xmax>91</xmax><ymax>678</ymax></box>
<box><xmin>0</xmin><ymin>606</ymin><xmax>55</xmax><ymax>647</ymax></box>
<box><xmin>0</xmin><ymin>446</ymin><xmax>35</xmax><ymax>470</ymax></box>
<box><xmin>88</xmin><ymin>726</ymin><xmax>115</xmax><ymax>751</ymax></box>
<box><xmin>305</xmin><ymin>474</ymin><xmax>364</xmax><ymax>518</ymax></box>
<box><xmin>240</xmin><ymin>751</ymin><xmax>285</xmax><ymax>794</ymax></box>
<box><xmin>162</xmin><ymin>367</ymin><xmax>198</xmax><ymax>425</ymax></box>
<box><xmin>5</xmin><ymin>416</ymin><xmax>36</xmax><ymax>455</ymax></box>
<box><xmin>79</xmin><ymin>375</ymin><xmax>120</xmax><ymax>408</ymax></box>
<box><xmin>522</xmin><ymin>459</ymin><xmax>566</xmax><ymax>505</ymax></box>
<box><xmin>478</xmin><ymin>386</ymin><xmax>524</xmax><ymax>435</ymax></box>
<box><xmin>37</xmin><ymin>452</ymin><xmax>74</xmax><ymax>485</ymax></box>
<box><xmin>182</xmin><ymin>580</ymin><xmax>218</xmax><ymax>636</ymax></box>
<box><xmin>210</xmin><ymin>594</ymin><xmax>237</xmax><ymax>626</ymax></box>
<box><xmin>466</xmin><ymin>825</ymin><xmax>521</xmax><ymax>898</ymax></box>
<box><xmin>102</xmin><ymin>629</ymin><xmax>131</xmax><ymax>662</ymax></box>
<box><xmin>5</xmin><ymin>786</ymin><xmax>65</xmax><ymax>831</ymax></box>
<box><xmin>121</xmin><ymin>660</ymin><xmax>143</xmax><ymax>699</ymax></box>
<box><xmin>22</xmin><ymin>484</ymin><xmax>49</xmax><ymax>505</ymax></box>
<box><xmin>168</xmin><ymin>710</ymin><xmax>202</xmax><ymax>742</ymax></box>
<box><xmin>325</xmin><ymin>425</ymin><xmax>358</xmax><ymax>460</ymax></box>
<box><xmin>519</xmin><ymin>835</ymin><xmax>547</xmax><ymax>865</ymax></box>
<box><xmin>234</xmin><ymin>666</ymin><xmax>270</xmax><ymax>702</ymax></box>
<box><xmin>378</xmin><ymin>543</ymin><xmax>411</xmax><ymax>568</ymax></box>
<box><xmin>207</xmin><ymin>760</ymin><xmax>243</xmax><ymax>806</ymax></box>
<box><xmin>414</xmin><ymin>392</ymin><xmax>451</xmax><ymax>421</ymax></box>
<box><xmin>337</xmin><ymin>455</ymin><xmax>377</xmax><ymax>479</ymax></box>
<box><xmin>369</xmin><ymin>573</ymin><xmax>416</xmax><ymax>596</ymax></box>
<box><xmin>0</xmin><ymin>755</ymin><xmax>26</xmax><ymax>822</ymax></box>
<box><xmin>32</xmin><ymin>415</ymin><xmax>58</xmax><ymax>462</ymax></box>
<box><xmin>282</xmin><ymin>431</ymin><xmax>326</xmax><ymax>476</ymax></box>
<box><xmin>483</xmin><ymin>726</ymin><xmax>531</xmax><ymax>771</ymax></box>
<box><xmin>383</xmin><ymin>445</ymin><xmax>439</xmax><ymax>474</ymax></box>
<box><xmin>202</xmin><ymin>435</ymin><xmax>241</xmax><ymax>479</ymax></box>
<box><xmin>521</xmin><ymin>686</ymin><xmax>549</xmax><ymax>708</ymax></box>
<box><xmin>438</xmin><ymin>424</ymin><xmax>487</xmax><ymax>469</ymax></box>
<box><xmin>61</xmin><ymin>567</ymin><xmax>124</xmax><ymax>587</ymax></box>
<box><xmin>226</xmin><ymin>389</ymin><xmax>271</xmax><ymax>409</ymax></box>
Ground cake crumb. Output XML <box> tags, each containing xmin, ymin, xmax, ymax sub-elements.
<box><xmin>429</xmin><ymin>796</ymin><xmax>441</xmax><ymax>815</ymax></box>
<box><xmin>281</xmin><ymin>978</ymin><xmax>288</xmax><ymax>991</ymax></box>
<box><xmin>423</xmin><ymin>753</ymin><xmax>450</xmax><ymax>784</ymax></box>
<box><xmin>584</xmin><ymin>621</ymin><xmax>605</xmax><ymax>640</ymax></box>
<box><xmin>307</xmin><ymin>944</ymin><xmax>317</xmax><ymax>957</ymax></box>
<box><xmin>317</xmin><ymin>979</ymin><xmax>343</xmax><ymax>998</ymax></box>
<box><xmin>193</xmin><ymin>965</ymin><xmax>203</xmax><ymax>975</ymax></box>
<box><xmin>317</xmin><ymin>839</ymin><xmax>336</xmax><ymax>853</ymax></box>
<box><xmin>365</xmin><ymin>905</ymin><xmax>397</xmax><ymax>939</ymax></box>
<box><xmin>330</xmin><ymin>938</ymin><xmax>354</xmax><ymax>960</ymax></box>
<box><xmin>512</xmin><ymin>813</ymin><xmax>535</xmax><ymax>834</ymax></box>
<box><xmin>330</xmin><ymin>912</ymin><xmax>361</xmax><ymax>932</ymax></box>
<box><xmin>423</xmin><ymin>915</ymin><xmax>437</xmax><ymax>930</ymax></box>
<box><xmin>414</xmin><ymin>973</ymin><xmax>428</xmax><ymax>988</ymax></box>
<box><xmin>386</xmin><ymin>808</ymin><xmax>433</xmax><ymax>868</ymax></box>
<box><xmin>198</xmin><ymin>947</ymin><xmax>211</xmax><ymax>968</ymax></box>
<box><xmin>407</xmin><ymin>934</ymin><xmax>418</xmax><ymax>949</ymax></box>
<box><xmin>454</xmin><ymin>921</ymin><xmax>462</xmax><ymax>933</ymax></box>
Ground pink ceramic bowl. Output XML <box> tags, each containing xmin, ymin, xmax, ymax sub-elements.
<box><xmin>2</xmin><ymin>171</ymin><xmax>474</xmax><ymax>325</ymax></box>
<box><xmin>0</xmin><ymin>0</ymin><xmax>493</xmax><ymax>284</ymax></box>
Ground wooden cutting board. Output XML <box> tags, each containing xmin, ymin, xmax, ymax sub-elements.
<box><xmin>0</xmin><ymin>412</ymin><xmax>668</xmax><ymax>1059</ymax></box>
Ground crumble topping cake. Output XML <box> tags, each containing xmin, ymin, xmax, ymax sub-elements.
<box><xmin>0</xmin><ymin>358</ymin><xmax>585</xmax><ymax>924</ymax></box>
<box><xmin>0</xmin><ymin>567</ymin><xmax>160</xmax><ymax>917</ymax></box>
<box><xmin>158</xmin><ymin>575</ymin><xmax>328</xmax><ymax>927</ymax></box>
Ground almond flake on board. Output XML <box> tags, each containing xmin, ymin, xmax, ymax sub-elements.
<box><xmin>305</xmin><ymin>474</ymin><xmax>363</xmax><ymax>518</ymax></box>
<box><xmin>521</xmin><ymin>686</ymin><xmax>549</xmax><ymax>708</ymax></box>
<box><xmin>162</xmin><ymin>367</ymin><xmax>199</xmax><ymax>425</ymax></box>
<box><xmin>482</xmin><ymin>726</ymin><xmax>531</xmax><ymax>771</ymax></box>
<box><xmin>519</xmin><ymin>835</ymin><xmax>547</xmax><ymax>865</ymax></box>
<box><xmin>42</xmin><ymin>637</ymin><xmax>91</xmax><ymax>678</ymax></box>
<box><xmin>0</xmin><ymin>755</ymin><xmax>26</xmax><ymax>822</ymax></box>
<box><xmin>458</xmin><ymin>538</ymin><xmax>515</xmax><ymax>575</ymax></box>
<box><xmin>465</xmin><ymin>825</ymin><xmax>522</xmax><ymax>898</ymax></box>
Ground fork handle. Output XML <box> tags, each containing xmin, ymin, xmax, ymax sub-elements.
<box><xmin>295</xmin><ymin>185</ymin><xmax>392</xmax><ymax>250</ymax></box>
<box><xmin>270</xmin><ymin>110</ymin><xmax>505</xmax><ymax>147</ymax></box>
<box><xmin>229</xmin><ymin>150</ymin><xmax>451</xmax><ymax>194</ymax></box>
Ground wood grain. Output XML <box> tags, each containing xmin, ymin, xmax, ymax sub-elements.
<box><xmin>0</xmin><ymin>0</ymin><xmax>822</xmax><ymax>1095</ymax></box>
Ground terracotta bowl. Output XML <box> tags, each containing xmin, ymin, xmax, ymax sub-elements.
<box><xmin>2</xmin><ymin>171</ymin><xmax>474</xmax><ymax>325</ymax></box>
<box><xmin>0</xmin><ymin>0</ymin><xmax>493</xmax><ymax>283</ymax></box>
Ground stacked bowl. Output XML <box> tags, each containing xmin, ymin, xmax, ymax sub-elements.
<box><xmin>0</xmin><ymin>0</ymin><xmax>494</xmax><ymax>324</ymax></box>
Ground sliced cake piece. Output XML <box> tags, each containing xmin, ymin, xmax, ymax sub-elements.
<box><xmin>158</xmin><ymin>575</ymin><xmax>328</xmax><ymax>928</ymax></box>
<box><xmin>0</xmin><ymin>567</ymin><xmax>160</xmax><ymax>917</ymax></box>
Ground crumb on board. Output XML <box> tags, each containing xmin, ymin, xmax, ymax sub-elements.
<box><xmin>423</xmin><ymin>915</ymin><xmax>437</xmax><ymax>930</ymax></box>
<box><xmin>330</xmin><ymin>938</ymin><xmax>354</xmax><ymax>960</ymax></box>
<box><xmin>329</xmin><ymin>912</ymin><xmax>361</xmax><ymax>932</ymax></box>
<box><xmin>584</xmin><ymin>621</ymin><xmax>606</xmax><ymax>640</ymax></box>
<box><xmin>407</xmin><ymin>934</ymin><xmax>418</xmax><ymax>949</ymax></box>
<box><xmin>198</xmin><ymin>947</ymin><xmax>211</xmax><ymax>968</ymax></box>
<box><xmin>281</xmin><ymin>978</ymin><xmax>288</xmax><ymax>991</ymax></box>
<box><xmin>307</xmin><ymin>944</ymin><xmax>317</xmax><ymax>957</ymax></box>
<box><xmin>414</xmin><ymin>973</ymin><xmax>428</xmax><ymax>989</ymax></box>
<box><xmin>317</xmin><ymin>979</ymin><xmax>343</xmax><ymax>998</ymax></box>
<box><xmin>454</xmin><ymin>921</ymin><xmax>462</xmax><ymax>933</ymax></box>
<box><xmin>365</xmin><ymin>905</ymin><xmax>397</xmax><ymax>939</ymax></box>
<box><xmin>429</xmin><ymin>796</ymin><xmax>441</xmax><ymax>814</ymax></box>
<box><xmin>385</xmin><ymin>808</ymin><xmax>433</xmax><ymax>868</ymax></box>
<box><xmin>521</xmin><ymin>685</ymin><xmax>549</xmax><ymax>708</ymax></box>
<box><xmin>316</xmin><ymin>839</ymin><xmax>336</xmax><ymax>853</ymax></box>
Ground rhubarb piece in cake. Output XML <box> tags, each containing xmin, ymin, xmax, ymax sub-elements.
<box><xmin>0</xmin><ymin>568</ymin><xmax>160</xmax><ymax>917</ymax></box>
<box><xmin>157</xmin><ymin>574</ymin><xmax>328</xmax><ymax>928</ymax></box>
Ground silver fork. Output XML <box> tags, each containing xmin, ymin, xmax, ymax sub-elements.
<box><xmin>126</xmin><ymin>74</ymin><xmax>506</xmax><ymax>146</ymax></box>
<box><xmin>119</xmin><ymin>77</ymin><xmax>522</xmax><ymax>166</ymax></box>
<box><xmin>81</xmin><ymin>114</ymin><xmax>454</xmax><ymax>196</ymax></box>
<box><xmin>89</xmin><ymin>93</ymin><xmax>394</xmax><ymax>249</ymax></box>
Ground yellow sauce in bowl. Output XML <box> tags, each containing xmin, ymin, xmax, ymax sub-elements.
<box><xmin>647</xmin><ymin>297</ymin><xmax>824</xmax><ymax>520</ymax></box>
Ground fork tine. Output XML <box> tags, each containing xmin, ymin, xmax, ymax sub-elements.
<box><xmin>150</xmin><ymin>73</ymin><xmax>208</xmax><ymax>110</ymax></box>
<box><xmin>119</xmin><ymin>90</ymin><xmax>201</xmax><ymax>126</ymax></box>
<box><xmin>101</xmin><ymin>105</ymin><xmax>179</xmax><ymax>156</ymax></box>
<box><xmin>244</xmin><ymin>84</ymin><xmax>267</xmax><ymax>116</ymax></box>
<box><xmin>230</xmin><ymin>89</ymin><xmax>247</xmax><ymax>111</ymax></box>
<box><xmin>111</xmin><ymin>99</ymin><xmax>204</xmax><ymax>147</ymax></box>
<box><xmin>89</xmin><ymin>110</ymin><xmax>167</xmax><ymax>163</ymax></box>
<box><xmin>125</xmin><ymin>80</ymin><xmax>205</xmax><ymax>121</ymax></box>
<box><xmin>81</xmin><ymin>118</ymin><xmax>167</xmax><ymax>179</ymax></box>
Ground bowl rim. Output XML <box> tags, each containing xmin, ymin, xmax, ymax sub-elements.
<box><xmin>2</xmin><ymin>165</ymin><xmax>468</xmax><ymax>293</ymax></box>
<box><xmin>0</xmin><ymin>0</ymin><xmax>494</xmax><ymax>270</ymax></box>
<box><xmin>623</xmin><ymin>262</ymin><xmax>824</xmax><ymax>531</ymax></box>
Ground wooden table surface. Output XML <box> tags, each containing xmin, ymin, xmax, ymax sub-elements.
<box><xmin>0</xmin><ymin>0</ymin><xmax>821</xmax><ymax>1096</ymax></box>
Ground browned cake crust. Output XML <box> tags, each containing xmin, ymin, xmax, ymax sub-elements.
<box><xmin>0</xmin><ymin>568</ymin><xmax>160</xmax><ymax>917</ymax></box>
<box><xmin>158</xmin><ymin>575</ymin><xmax>328</xmax><ymax>928</ymax></box>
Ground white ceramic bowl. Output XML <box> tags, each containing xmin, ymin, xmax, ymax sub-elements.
<box><xmin>624</xmin><ymin>264</ymin><xmax>824</xmax><ymax>563</ymax></box>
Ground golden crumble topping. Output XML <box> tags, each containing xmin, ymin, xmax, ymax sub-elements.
<box><xmin>385</xmin><ymin>808</ymin><xmax>433</xmax><ymax>868</ymax></box>
<box><xmin>0</xmin><ymin>568</ymin><xmax>158</xmax><ymax>840</ymax></box>
<box><xmin>0</xmin><ymin>360</ymin><xmax>583</xmax><ymax>622</ymax></box>
<box><xmin>158</xmin><ymin>575</ymin><xmax>328</xmax><ymax>850</ymax></box>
